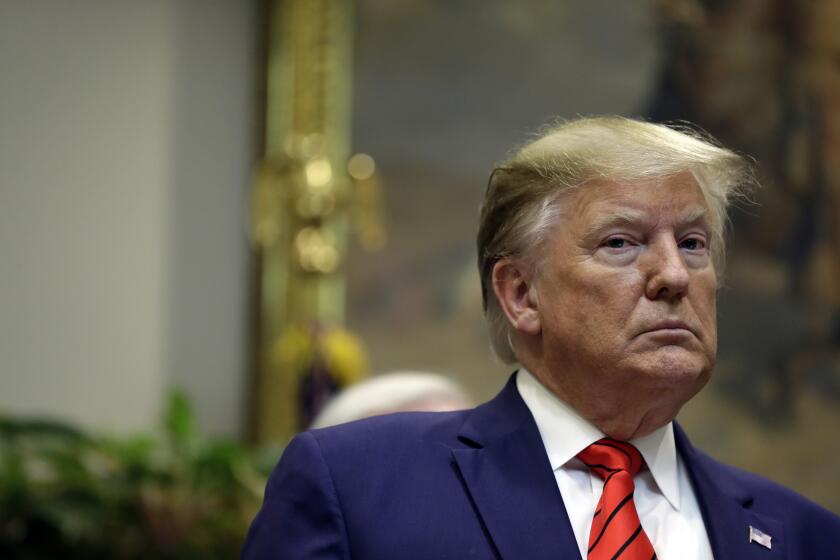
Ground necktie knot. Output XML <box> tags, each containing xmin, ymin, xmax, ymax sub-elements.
<box><xmin>577</xmin><ymin>438</ymin><xmax>656</xmax><ymax>559</ymax></box>
<box><xmin>577</xmin><ymin>438</ymin><xmax>645</xmax><ymax>479</ymax></box>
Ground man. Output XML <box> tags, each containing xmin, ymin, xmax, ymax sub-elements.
<box><xmin>242</xmin><ymin>117</ymin><xmax>840</xmax><ymax>559</ymax></box>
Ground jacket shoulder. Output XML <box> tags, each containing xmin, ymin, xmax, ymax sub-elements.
<box><xmin>307</xmin><ymin>408</ymin><xmax>472</xmax><ymax>456</ymax></box>
<box><xmin>691</xmin><ymin>447</ymin><xmax>840</xmax><ymax>532</ymax></box>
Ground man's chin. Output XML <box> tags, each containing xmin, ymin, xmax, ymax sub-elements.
<box><xmin>630</xmin><ymin>348</ymin><xmax>714</xmax><ymax>387</ymax></box>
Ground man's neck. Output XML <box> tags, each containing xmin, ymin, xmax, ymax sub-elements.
<box><xmin>518</xmin><ymin>359</ymin><xmax>681</xmax><ymax>440</ymax></box>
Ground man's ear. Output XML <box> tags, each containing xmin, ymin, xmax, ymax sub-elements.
<box><xmin>491</xmin><ymin>258</ymin><xmax>541</xmax><ymax>336</ymax></box>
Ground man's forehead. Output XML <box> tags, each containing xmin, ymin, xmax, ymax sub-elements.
<box><xmin>564</xmin><ymin>176</ymin><xmax>711</xmax><ymax>226</ymax></box>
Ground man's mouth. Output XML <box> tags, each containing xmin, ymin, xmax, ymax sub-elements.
<box><xmin>638</xmin><ymin>320</ymin><xmax>696</xmax><ymax>338</ymax></box>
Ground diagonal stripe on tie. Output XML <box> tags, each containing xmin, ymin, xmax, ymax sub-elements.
<box><xmin>578</xmin><ymin>439</ymin><xmax>657</xmax><ymax>560</ymax></box>
<box><xmin>611</xmin><ymin>524</ymin><xmax>642</xmax><ymax>559</ymax></box>
<box><xmin>588</xmin><ymin>491</ymin><xmax>634</xmax><ymax>553</ymax></box>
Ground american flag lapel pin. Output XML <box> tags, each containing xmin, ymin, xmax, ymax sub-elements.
<box><xmin>749</xmin><ymin>525</ymin><xmax>772</xmax><ymax>550</ymax></box>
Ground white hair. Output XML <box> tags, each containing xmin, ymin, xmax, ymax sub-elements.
<box><xmin>477</xmin><ymin>116</ymin><xmax>757</xmax><ymax>364</ymax></box>
<box><xmin>310</xmin><ymin>371</ymin><xmax>472</xmax><ymax>429</ymax></box>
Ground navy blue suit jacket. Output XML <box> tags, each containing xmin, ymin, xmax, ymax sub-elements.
<box><xmin>243</xmin><ymin>374</ymin><xmax>840</xmax><ymax>559</ymax></box>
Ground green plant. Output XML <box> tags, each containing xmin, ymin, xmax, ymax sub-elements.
<box><xmin>0</xmin><ymin>392</ymin><xmax>277</xmax><ymax>559</ymax></box>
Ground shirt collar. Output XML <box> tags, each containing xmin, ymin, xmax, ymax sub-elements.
<box><xmin>516</xmin><ymin>367</ymin><xmax>681</xmax><ymax>510</ymax></box>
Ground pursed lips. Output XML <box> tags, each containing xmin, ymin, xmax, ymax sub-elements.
<box><xmin>636</xmin><ymin>320</ymin><xmax>698</xmax><ymax>339</ymax></box>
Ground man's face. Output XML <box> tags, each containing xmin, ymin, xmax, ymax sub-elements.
<box><xmin>531</xmin><ymin>173</ymin><xmax>717</xmax><ymax>430</ymax></box>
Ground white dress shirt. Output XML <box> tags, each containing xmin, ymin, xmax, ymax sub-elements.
<box><xmin>516</xmin><ymin>368</ymin><xmax>714</xmax><ymax>560</ymax></box>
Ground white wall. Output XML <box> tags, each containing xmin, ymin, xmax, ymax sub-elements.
<box><xmin>0</xmin><ymin>0</ymin><xmax>256</xmax><ymax>436</ymax></box>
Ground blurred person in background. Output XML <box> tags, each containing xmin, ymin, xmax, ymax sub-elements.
<box><xmin>243</xmin><ymin>117</ymin><xmax>840</xmax><ymax>559</ymax></box>
<box><xmin>310</xmin><ymin>371</ymin><xmax>472</xmax><ymax>429</ymax></box>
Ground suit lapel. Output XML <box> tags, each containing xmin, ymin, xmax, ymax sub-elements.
<box><xmin>453</xmin><ymin>377</ymin><xmax>788</xmax><ymax>560</ymax></box>
<box><xmin>675</xmin><ymin>424</ymin><xmax>786</xmax><ymax>560</ymax></box>
<box><xmin>452</xmin><ymin>375</ymin><xmax>581</xmax><ymax>560</ymax></box>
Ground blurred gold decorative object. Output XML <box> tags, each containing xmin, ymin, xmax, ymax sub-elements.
<box><xmin>249</xmin><ymin>0</ymin><xmax>384</xmax><ymax>445</ymax></box>
<box><xmin>348</xmin><ymin>153</ymin><xmax>387</xmax><ymax>252</ymax></box>
<box><xmin>268</xmin><ymin>323</ymin><xmax>369</xmax><ymax>429</ymax></box>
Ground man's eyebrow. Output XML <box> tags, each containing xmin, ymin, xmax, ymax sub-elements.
<box><xmin>582</xmin><ymin>206</ymin><xmax>710</xmax><ymax>240</ymax></box>
<box><xmin>582</xmin><ymin>208</ymin><xmax>649</xmax><ymax>240</ymax></box>
<box><xmin>679</xmin><ymin>206</ymin><xmax>709</xmax><ymax>226</ymax></box>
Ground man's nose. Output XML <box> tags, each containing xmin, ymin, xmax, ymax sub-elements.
<box><xmin>643</xmin><ymin>238</ymin><xmax>690</xmax><ymax>301</ymax></box>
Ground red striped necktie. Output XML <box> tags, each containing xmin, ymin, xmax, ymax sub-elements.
<box><xmin>577</xmin><ymin>438</ymin><xmax>657</xmax><ymax>560</ymax></box>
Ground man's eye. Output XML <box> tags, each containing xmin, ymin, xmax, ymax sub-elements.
<box><xmin>680</xmin><ymin>237</ymin><xmax>705</xmax><ymax>251</ymax></box>
<box><xmin>604</xmin><ymin>238</ymin><xmax>629</xmax><ymax>249</ymax></box>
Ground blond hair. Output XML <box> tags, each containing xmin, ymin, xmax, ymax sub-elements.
<box><xmin>477</xmin><ymin>116</ymin><xmax>755</xmax><ymax>364</ymax></box>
